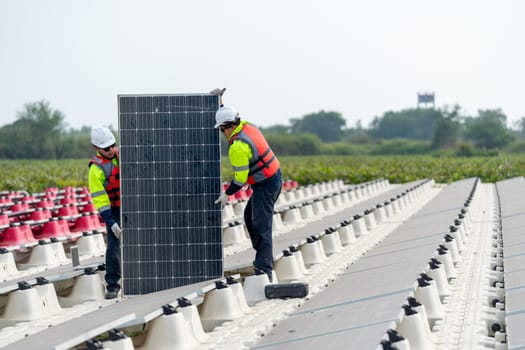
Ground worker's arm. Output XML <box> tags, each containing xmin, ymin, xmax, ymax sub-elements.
<box><xmin>225</xmin><ymin>141</ymin><xmax>252</xmax><ymax>195</ymax></box>
<box><xmin>210</xmin><ymin>88</ymin><xmax>226</xmax><ymax>107</ymax></box>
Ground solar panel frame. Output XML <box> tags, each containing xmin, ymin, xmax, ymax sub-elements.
<box><xmin>118</xmin><ymin>94</ymin><xmax>223</xmax><ymax>296</ymax></box>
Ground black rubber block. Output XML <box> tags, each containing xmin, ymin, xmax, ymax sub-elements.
<box><xmin>264</xmin><ymin>282</ymin><xmax>309</xmax><ymax>299</ymax></box>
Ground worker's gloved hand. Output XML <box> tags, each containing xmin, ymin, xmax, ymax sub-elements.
<box><xmin>214</xmin><ymin>193</ymin><xmax>228</xmax><ymax>206</ymax></box>
<box><xmin>111</xmin><ymin>223</ymin><xmax>122</xmax><ymax>239</ymax></box>
<box><xmin>210</xmin><ymin>88</ymin><xmax>226</xmax><ymax>96</ymax></box>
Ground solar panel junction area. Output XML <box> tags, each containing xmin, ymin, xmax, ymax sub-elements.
<box><xmin>118</xmin><ymin>94</ymin><xmax>222</xmax><ymax>296</ymax></box>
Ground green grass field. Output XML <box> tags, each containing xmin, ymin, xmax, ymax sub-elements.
<box><xmin>1</xmin><ymin>155</ymin><xmax>523</xmax><ymax>193</ymax></box>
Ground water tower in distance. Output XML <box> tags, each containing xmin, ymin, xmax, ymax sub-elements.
<box><xmin>417</xmin><ymin>92</ymin><xmax>435</xmax><ymax>109</ymax></box>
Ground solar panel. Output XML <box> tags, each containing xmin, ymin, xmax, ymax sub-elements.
<box><xmin>118</xmin><ymin>94</ymin><xmax>223</xmax><ymax>296</ymax></box>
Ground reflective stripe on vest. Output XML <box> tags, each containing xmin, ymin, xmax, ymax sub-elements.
<box><xmin>229</xmin><ymin>123</ymin><xmax>280</xmax><ymax>184</ymax></box>
<box><xmin>89</xmin><ymin>155</ymin><xmax>120</xmax><ymax>208</ymax></box>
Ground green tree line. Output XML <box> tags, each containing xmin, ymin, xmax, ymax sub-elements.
<box><xmin>1</xmin><ymin>100</ymin><xmax>524</xmax><ymax>159</ymax></box>
<box><xmin>0</xmin><ymin>101</ymin><xmax>115</xmax><ymax>159</ymax></box>
<box><xmin>260</xmin><ymin>105</ymin><xmax>525</xmax><ymax>157</ymax></box>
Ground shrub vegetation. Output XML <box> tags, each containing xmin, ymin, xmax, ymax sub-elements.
<box><xmin>2</xmin><ymin>155</ymin><xmax>523</xmax><ymax>193</ymax></box>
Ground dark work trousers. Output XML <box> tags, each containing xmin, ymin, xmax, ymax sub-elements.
<box><xmin>244</xmin><ymin>169</ymin><xmax>282</xmax><ymax>281</ymax></box>
<box><xmin>105</xmin><ymin>207</ymin><xmax>121</xmax><ymax>291</ymax></box>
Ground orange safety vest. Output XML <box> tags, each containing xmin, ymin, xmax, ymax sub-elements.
<box><xmin>89</xmin><ymin>155</ymin><xmax>120</xmax><ymax>208</ymax></box>
<box><xmin>229</xmin><ymin>123</ymin><xmax>280</xmax><ymax>184</ymax></box>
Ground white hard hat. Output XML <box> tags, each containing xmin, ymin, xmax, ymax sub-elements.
<box><xmin>214</xmin><ymin>106</ymin><xmax>239</xmax><ymax>128</ymax></box>
<box><xmin>91</xmin><ymin>127</ymin><xmax>116</xmax><ymax>148</ymax></box>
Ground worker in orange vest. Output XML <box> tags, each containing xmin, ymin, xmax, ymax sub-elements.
<box><xmin>88</xmin><ymin>126</ymin><xmax>121</xmax><ymax>299</ymax></box>
<box><xmin>213</xmin><ymin>89</ymin><xmax>282</xmax><ymax>281</ymax></box>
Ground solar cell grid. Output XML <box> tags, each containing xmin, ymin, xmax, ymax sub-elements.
<box><xmin>118</xmin><ymin>94</ymin><xmax>222</xmax><ymax>295</ymax></box>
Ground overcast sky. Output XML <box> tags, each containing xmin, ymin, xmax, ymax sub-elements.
<box><xmin>1</xmin><ymin>0</ymin><xmax>524</xmax><ymax>130</ymax></box>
